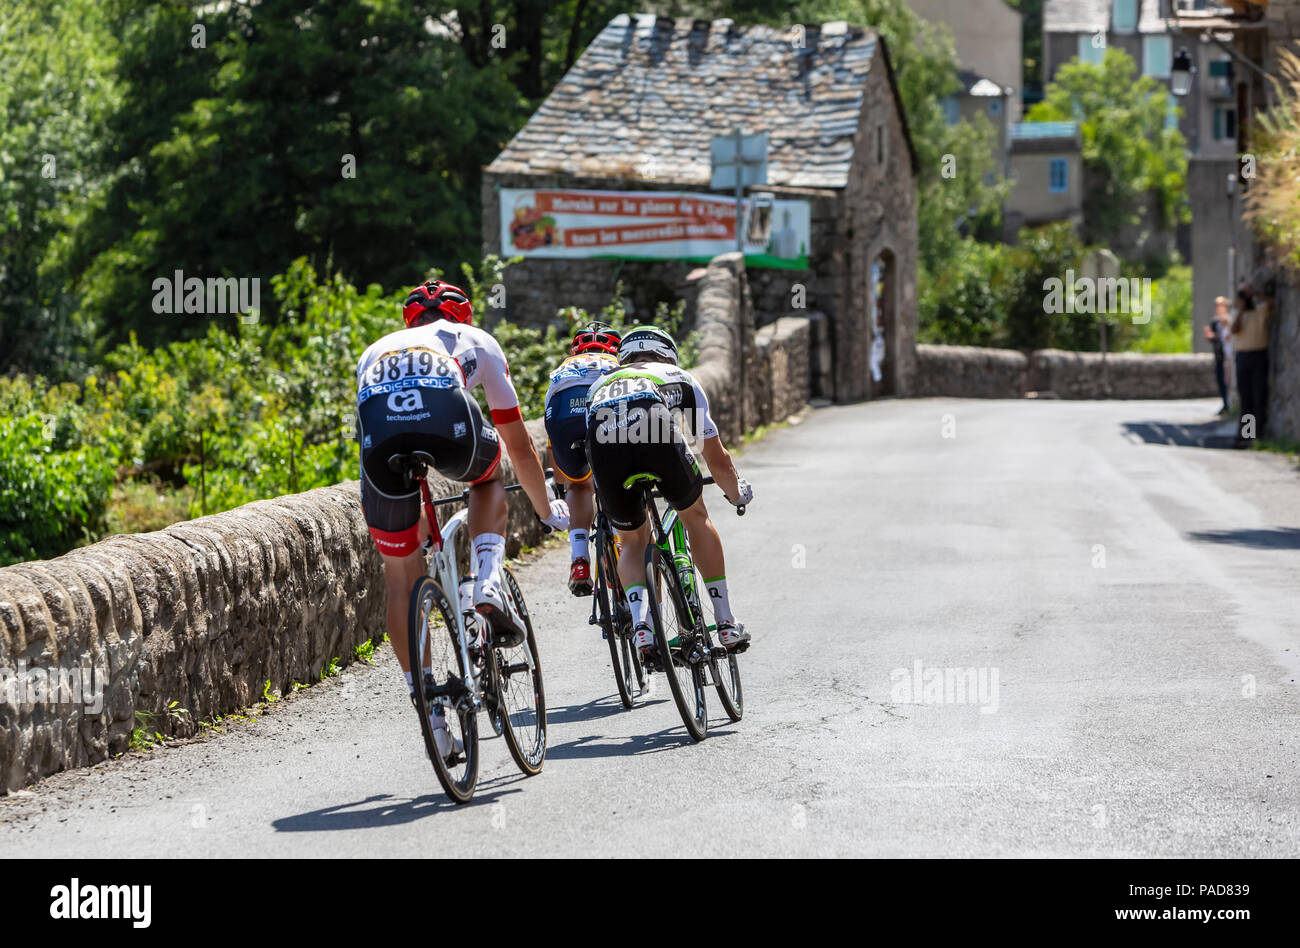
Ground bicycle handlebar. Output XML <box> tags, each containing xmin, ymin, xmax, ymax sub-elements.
<box><xmin>429</xmin><ymin>468</ymin><xmax>555</xmax><ymax>507</ymax></box>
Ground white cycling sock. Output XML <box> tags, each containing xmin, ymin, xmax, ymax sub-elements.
<box><xmin>473</xmin><ymin>533</ymin><xmax>506</xmax><ymax>582</ymax></box>
<box><xmin>625</xmin><ymin>583</ymin><xmax>650</xmax><ymax>628</ymax></box>
<box><xmin>704</xmin><ymin>575</ymin><xmax>735</xmax><ymax>625</ymax></box>
<box><xmin>570</xmin><ymin>529</ymin><xmax>589</xmax><ymax>562</ymax></box>
<box><xmin>404</xmin><ymin>671</ymin><xmax>414</xmax><ymax>696</ymax></box>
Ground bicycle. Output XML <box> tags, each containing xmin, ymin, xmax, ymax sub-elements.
<box><xmin>391</xmin><ymin>450</ymin><xmax>549</xmax><ymax>804</ymax></box>
<box><xmin>629</xmin><ymin>472</ymin><xmax>746</xmax><ymax>742</ymax></box>
<box><xmin>588</xmin><ymin>489</ymin><xmax>649</xmax><ymax>709</ymax></box>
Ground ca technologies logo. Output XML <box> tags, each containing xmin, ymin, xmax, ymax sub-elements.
<box><xmin>387</xmin><ymin>390</ymin><xmax>424</xmax><ymax>413</ymax></box>
<box><xmin>49</xmin><ymin>878</ymin><xmax>152</xmax><ymax>928</ymax></box>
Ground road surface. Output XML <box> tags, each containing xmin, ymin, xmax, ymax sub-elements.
<box><xmin>3</xmin><ymin>397</ymin><xmax>1298</xmax><ymax>857</ymax></box>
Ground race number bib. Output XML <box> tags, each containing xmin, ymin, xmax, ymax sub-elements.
<box><xmin>358</xmin><ymin>346</ymin><xmax>462</xmax><ymax>404</ymax></box>
<box><xmin>589</xmin><ymin>374</ymin><xmax>658</xmax><ymax>407</ymax></box>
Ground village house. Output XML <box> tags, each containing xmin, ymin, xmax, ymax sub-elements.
<box><xmin>481</xmin><ymin>13</ymin><xmax>920</xmax><ymax>401</ymax></box>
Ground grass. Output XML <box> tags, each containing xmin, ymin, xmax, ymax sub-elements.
<box><xmin>104</xmin><ymin>477</ymin><xmax>193</xmax><ymax>536</ymax></box>
<box><xmin>1253</xmin><ymin>437</ymin><xmax>1300</xmax><ymax>463</ymax></box>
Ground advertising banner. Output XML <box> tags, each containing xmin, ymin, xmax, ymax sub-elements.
<box><xmin>500</xmin><ymin>187</ymin><xmax>810</xmax><ymax>269</ymax></box>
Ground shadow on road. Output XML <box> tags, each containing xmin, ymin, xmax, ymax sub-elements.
<box><xmin>547</xmin><ymin>723</ymin><xmax>738</xmax><ymax>760</ymax></box>
<box><xmin>1185</xmin><ymin>527</ymin><xmax>1300</xmax><ymax>550</ymax></box>
<box><xmin>272</xmin><ymin>782</ymin><xmax>526</xmax><ymax>832</ymax></box>
<box><xmin>1121</xmin><ymin>418</ymin><xmax>1237</xmax><ymax>449</ymax></box>
<box><xmin>544</xmin><ymin>697</ymin><xmax>661</xmax><ymax>724</ymax></box>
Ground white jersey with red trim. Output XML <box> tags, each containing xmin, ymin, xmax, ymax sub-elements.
<box><xmin>356</xmin><ymin>319</ymin><xmax>522</xmax><ymax>423</ymax></box>
<box><xmin>543</xmin><ymin>352</ymin><xmax>619</xmax><ymax>407</ymax></box>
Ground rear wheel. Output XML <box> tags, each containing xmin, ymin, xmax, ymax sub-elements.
<box><xmin>597</xmin><ymin>530</ymin><xmax>641</xmax><ymax>709</ymax></box>
<box><xmin>491</xmin><ymin>565</ymin><xmax>547</xmax><ymax>776</ymax></box>
<box><xmin>645</xmin><ymin>545</ymin><xmax>707</xmax><ymax>741</ymax></box>
<box><xmin>409</xmin><ymin>576</ymin><xmax>479</xmax><ymax>803</ymax></box>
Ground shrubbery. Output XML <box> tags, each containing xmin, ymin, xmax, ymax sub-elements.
<box><xmin>919</xmin><ymin>223</ymin><xmax>1190</xmax><ymax>353</ymax></box>
<box><xmin>0</xmin><ymin>256</ymin><xmax>693</xmax><ymax>565</ymax></box>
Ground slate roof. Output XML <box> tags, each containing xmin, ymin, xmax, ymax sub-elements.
<box><xmin>487</xmin><ymin>13</ymin><xmax>916</xmax><ymax>189</ymax></box>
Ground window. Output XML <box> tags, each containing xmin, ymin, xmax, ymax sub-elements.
<box><xmin>1213</xmin><ymin>107</ymin><xmax>1237</xmax><ymax>141</ymax></box>
<box><xmin>1049</xmin><ymin>158</ymin><xmax>1069</xmax><ymax>194</ymax></box>
<box><xmin>988</xmin><ymin>98</ymin><xmax>1003</xmax><ymax>116</ymax></box>
<box><xmin>1112</xmin><ymin>0</ymin><xmax>1138</xmax><ymax>32</ymax></box>
<box><xmin>941</xmin><ymin>96</ymin><xmax>960</xmax><ymax>126</ymax></box>
<box><xmin>1078</xmin><ymin>34</ymin><xmax>1106</xmax><ymax>66</ymax></box>
<box><xmin>1165</xmin><ymin>97</ymin><xmax>1179</xmax><ymax>131</ymax></box>
<box><xmin>1143</xmin><ymin>36</ymin><xmax>1172</xmax><ymax>78</ymax></box>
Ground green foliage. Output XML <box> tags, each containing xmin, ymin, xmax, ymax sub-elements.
<box><xmin>0</xmin><ymin>254</ymin><xmax>693</xmax><ymax>565</ymax></box>
<box><xmin>1028</xmin><ymin>48</ymin><xmax>1190</xmax><ymax>245</ymax></box>
<box><xmin>919</xmin><ymin>224</ymin><xmax>1189</xmax><ymax>354</ymax></box>
<box><xmin>1244</xmin><ymin>51</ymin><xmax>1300</xmax><ymax>271</ymax></box>
<box><xmin>0</xmin><ymin>0</ymin><xmax>120</xmax><ymax>378</ymax></box>
<box><xmin>0</xmin><ymin>379</ymin><xmax>116</xmax><ymax>564</ymax></box>
<box><xmin>1132</xmin><ymin>265</ymin><xmax>1192</xmax><ymax>354</ymax></box>
<box><xmin>65</xmin><ymin>0</ymin><xmax>527</xmax><ymax>353</ymax></box>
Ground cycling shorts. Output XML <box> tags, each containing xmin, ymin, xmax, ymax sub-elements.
<box><xmin>586</xmin><ymin>398</ymin><xmax>703</xmax><ymax>531</ymax></box>
<box><xmin>545</xmin><ymin>385</ymin><xmax>593</xmax><ymax>482</ymax></box>
<box><xmin>358</xmin><ymin>386</ymin><xmax>501</xmax><ymax>556</ymax></box>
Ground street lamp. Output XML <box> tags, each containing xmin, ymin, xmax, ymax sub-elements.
<box><xmin>1171</xmin><ymin>47</ymin><xmax>1194</xmax><ymax>97</ymax></box>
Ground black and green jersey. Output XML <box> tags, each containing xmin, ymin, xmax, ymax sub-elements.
<box><xmin>586</xmin><ymin>361</ymin><xmax>719</xmax><ymax>440</ymax></box>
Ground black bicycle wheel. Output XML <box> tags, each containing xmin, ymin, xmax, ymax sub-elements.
<box><xmin>491</xmin><ymin>565</ymin><xmax>547</xmax><ymax>776</ymax></box>
<box><xmin>597</xmin><ymin>529</ymin><xmax>640</xmax><ymax>709</ymax></box>
<box><xmin>408</xmin><ymin>576</ymin><xmax>479</xmax><ymax>803</ymax></box>
<box><xmin>683</xmin><ymin>559</ymin><xmax>743</xmax><ymax>722</ymax></box>
<box><xmin>644</xmin><ymin>545</ymin><xmax>707</xmax><ymax>741</ymax></box>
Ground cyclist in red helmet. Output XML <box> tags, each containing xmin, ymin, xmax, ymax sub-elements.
<box><xmin>356</xmin><ymin>279</ymin><xmax>568</xmax><ymax>758</ymax></box>
<box><xmin>543</xmin><ymin>322</ymin><xmax>621</xmax><ymax>596</ymax></box>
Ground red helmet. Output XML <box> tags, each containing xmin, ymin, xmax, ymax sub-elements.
<box><xmin>402</xmin><ymin>280</ymin><xmax>473</xmax><ymax>327</ymax></box>
<box><xmin>571</xmin><ymin>322</ymin><xmax>621</xmax><ymax>357</ymax></box>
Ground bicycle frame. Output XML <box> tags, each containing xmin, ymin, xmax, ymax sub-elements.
<box><xmin>417</xmin><ymin>476</ymin><xmax>481</xmax><ymax>714</ymax></box>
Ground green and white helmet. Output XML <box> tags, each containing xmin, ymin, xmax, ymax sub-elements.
<box><xmin>618</xmin><ymin>325</ymin><xmax>679</xmax><ymax>365</ymax></box>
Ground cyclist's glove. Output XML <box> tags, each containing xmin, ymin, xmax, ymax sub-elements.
<box><xmin>728</xmin><ymin>478</ymin><xmax>753</xmax><ymax>507</ymax></box>
<box><xmin>540</xmin><ymin>498</ymin><xmax>570</xmax><ymax>532</ymax></box>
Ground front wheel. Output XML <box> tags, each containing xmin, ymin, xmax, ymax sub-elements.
<box><xmin>409</xmin><ymin>576</ymin><xmax>479</xmax><ymax>804</ymax></box>
<box><xmin>644</xmin><ymin>546</ymin><xmax>707</xmax><ymax>741</ymax></box>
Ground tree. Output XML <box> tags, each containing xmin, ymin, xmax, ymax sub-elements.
<box><xmin>0</xmin><ymin>0</ymin><xmax>119</xmax><ymax>378</ymax></box>
<box><xmin>1027</xmin><ymin>48</ymin><xmax>1190</xmax><ymax>248</ymax></box>
<box><xmin>67</xmin><ymin>0</ymin><xmax>527</xmax><ymax>352</ymax></box>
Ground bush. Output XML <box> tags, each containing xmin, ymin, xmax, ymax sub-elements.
<box><xmin>0</xmin><ymin>410</ymin><xmax>115</xmax><ymax>564</ymax></box>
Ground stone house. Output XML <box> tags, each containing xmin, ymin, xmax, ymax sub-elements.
<box><xmin>908</xmin><ymin>0</ymin><xmax>1024</xmax><ymax>118</ymax></box>
<box><xmin>481</xmin><ymin>13</ymin><xmax>919</xmax><ymax>401</ymax></box>
<box><xmin>1004</xmin><ymin>121</ymin><xmax>1084</xmax><ymax>238</ymax></box>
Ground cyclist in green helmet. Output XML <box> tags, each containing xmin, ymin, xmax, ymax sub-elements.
<box><xmin>584</xmin><ymin>325</ymin><xmax>754</xmax><ymax>665</ymax></box>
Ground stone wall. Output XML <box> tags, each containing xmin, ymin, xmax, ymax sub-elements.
<box><xmin>915</xmin><ymin>344</ymin><xmax>1218</xmax><ymax>399</ymax></box>
<box><xmin>0</xmin><ymin>424</ymin><xmax>554</xmax><ymax>793</ymax></box>
<box><xmin>914</xmin><ymin>344</ymin><xmax>1028</xmax><ymax>398</ymax></box>
<box><xmin>755</xmin><ymin>317</ymin><xmax>813</xmax><ymax>425</ymax></box>
<box><xmin>1030</xmin><ymin>350</ymin><xmax>1218</xmax><ymax>399</ymax></box>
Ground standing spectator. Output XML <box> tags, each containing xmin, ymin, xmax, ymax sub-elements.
<box><xmin>1231</xmin><ymin>283</ymin><xmax>1274</xmax><ymax>447</ymax></box>
<box><xmin>1204</xmin><ymin>295</ymin><xmax>1231</xmax><ymax>415</ymax></box>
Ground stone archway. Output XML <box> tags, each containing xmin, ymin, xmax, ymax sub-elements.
<box><xmin>869</xmin><ymin>248</ymin><xmax>896</xmax><ymax>397</ymax></box>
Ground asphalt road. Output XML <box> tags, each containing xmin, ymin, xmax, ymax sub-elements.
<box><xmin>3</xmin><ymin>397</ymin><xmax>1299</xmax><ymax>857</ymax></box>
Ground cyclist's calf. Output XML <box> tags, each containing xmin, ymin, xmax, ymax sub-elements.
<box><xmin>678</xmin><ymin>497</ymin><xmax>725</xmax><ymax>580</ymax></box>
